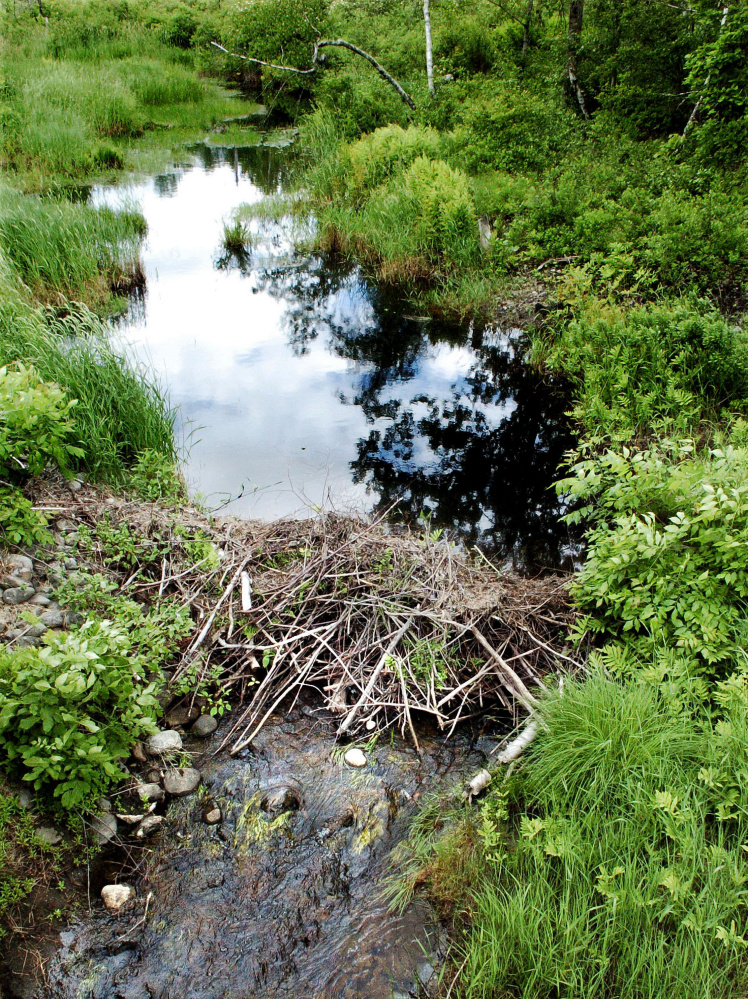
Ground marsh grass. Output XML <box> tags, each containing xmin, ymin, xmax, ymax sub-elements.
<box><xmin>396</xmin><ymin>674</ymin><xmax>748</xmax><ymax>999</ymax></box>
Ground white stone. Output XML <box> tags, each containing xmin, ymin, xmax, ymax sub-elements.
<box><xmin>101</xmin><ymin>884</ymin><xmax>134</xmax><ymax>912</ymax></box>
<box><xmin>365</xmin><ymin>719</ymin><xmax>376</xmax><ymax>731</ymax></box>
<box><xmin>145</xmin><ymin>730</ymin><xmax>183</xmax><ymax>755</ymax></box>
<box><xmin>344</xmin><ymin>748</ymin><xmax>367</xmax><ymax>768</ymax></box>
<box><xmin>163</xmin><ymin>768</ymin><xmax>201</xmax><ymax>797</ymax></box>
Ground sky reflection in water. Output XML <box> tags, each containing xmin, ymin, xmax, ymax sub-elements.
<box><xmin>94</xmin><ymin>143</ymin><xmax>576</xmax><ymax>569</ymax></box>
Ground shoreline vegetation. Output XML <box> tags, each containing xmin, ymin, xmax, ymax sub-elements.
<box><xmin>1</xmin><ymin>0</ymin><xmax>747</xmax><ymax>996</ymax></box>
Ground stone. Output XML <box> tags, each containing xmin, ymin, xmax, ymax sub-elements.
<box><xmin>63</xmin><ymin>610</ymin><xmax>84</xmax><ymax>627</ymax></box>
<box><xmin>64</xmin><ymin>559</ymin><xmax>78</xmax><ymax>571</ymax></box>
<box><xmin>145</xmin><ymin>730</ymin><xmax>182</xmax><ymax>756</ymax></box>
<box><xmin>131</xmin><ymin>741</ymin><xmax>147</xmax><ymax>763</ymax></box>
<box><xmin>36</xmin><ymin>825</ymin><xmax>63</xmax><ymax>846</ymax></box>
<box><xmin>56</xmin><ymin>519</ymin><xmax>78</xmax><ymax>534</ymax></box>
<box><xmin>29</xmin><ymin>593</ymin><xmax>51</xmax><ymax>607</ymax></box>
<box><xmin>1</xmin><ymin>555</ymin><xmax>33</xmax><ymax>583</ymax></box>
<box><xmin>365</xmin><ymin>718</ymin><xmax>376</xmax><ymax>731</ymax></box>
<box><xmin>164</xmin><ymin>702</ymin><xmax>200</xmax><ymax>729</ymax></box>
<box><xmin>99</xmin><ymin>798</ymin><xmax>113</xmax><ymax>813</ymax></box>
<box><xmin>68</xmin><ymin>478</ymin><xmax>84</xmax><ymax>492</ymax></box>
<box><xmin>101</xmin><ymin>884</ymin><xmax>134</xmax><ymax>912</ymax></box>
<box><xmin>203</xmin><ymin>806</ymin><xmax>222</xmax><ymax>825</ymax></box>
<box><xmin>163</xmin><ymin>768</ymin><xmax>201</xmax><ymax>797</ymax></box>
<box><xmin>262</xmin><ymin>786</ymin><xmax>300</xmax><ymax>814</ymax></box>
<box><xmin>40</xmin><ymin>610</ymin><xmax>65</xmax><ymax>629</ymax></box>
<box><xmin>17</xmin><ymin>789</ymin><xmax>33</xmax><ymax>810</ymax></box>
<box><xmin>26</xmin><ymin>624</ymin><xmax>48</xmax><ymax>639</ymax></box>
<box><xmin>344</xmin><ymin>748</ymin><xmax>367</xmax><ymax>768</ymax></box>
<box><xmin>0</xmin><ymin>573</ymin><xmax>28</xmax><ymax>590</ymax></box>
<box><xmin>136</xmin><ymin>814</ymin><xmax>164</xmax><ymax>838</ymax></box>
<box><xmin>116</xmin><ymin>812</ymin><xmax>146</xmax><ymax>826</ymax></box>
<box><xmin>191</xmin><ymin>714</ymin><xmax>218</xmax><ymax>738</ymax></box>
<box><xmin>91</xmin><ymin>812</ymin><xmax>117</xmax><ymax>845</ymax></box>
<box><xmin>135</xmin><ymin>782</ymin><xmax>164</xmax><ymax>803</ymax></box>
<box><xmin>4</xmin><ymin>585</ymin><xmax>35</xmax><ymax>605</ymax></box>
<box><xmin>14</xmin><ymin>636</ymin><xmax>41</xmax><ymax>649</ymax></box>
<box><xmin>145</xmin><ymin>768</ymin><xmax>162</xmax><ymax>784</ymax></box>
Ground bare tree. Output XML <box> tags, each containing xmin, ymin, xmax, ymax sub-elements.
<box><xmin>211</xmin><ymin>39</ymin><xmax>416</xmax><ymax>109</ymax></box>
<box><xmin>567</xmin><ymin>0</ymin><xmax>589</xmax><ymax>118</ymax></box>
<box><xmin>423</xmin><ymin>0</ymin><xmax>435</xmax><ymax>94</ymax></box>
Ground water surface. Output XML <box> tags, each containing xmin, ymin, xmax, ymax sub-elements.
<box><xmin>96</xmin><ymin>142</ymin><xmax>576</xmax><ymax>569</ymax></box>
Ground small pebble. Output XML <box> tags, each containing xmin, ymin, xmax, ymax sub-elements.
<box><xmin>136</xmin><ymin>782</ymin><xmax>164</xmax><ymax>803</ymax></box>
<box><xmin>365</xmin><ymin>719</ymin><xmax>376</xmax><ymax>731</ymax></box>
<box><xmin>131</xmin><ymin>741</ymin><xmax>147</xmax><ymax>763</ymax></box>
<box><xmin>203</xmin><ymin>806</ymin><xmax>222</xmax><ymax>825</ymax></box>
<box><xmin>344</xmin><ymin>748</ymin><xmax>367</xmax><ymax>768</ymax></box>
<box><xmin>191</xmin><ymin>714</ymin><xmax>218</xmax><ymax>738</ymax></box>
<box><xmin>145</xmin><ymin>730</ymin><xmax>182</xmax><ymax>756</ymax></box>
<box><xmin>101</xmin><ymin>884</ymin><xmax>133</xmax><ymax>912</ymax></box>
<box><xmin>136</xmin><ymin>814</ymin><xmax>164</xmax><ymax>838</ymax></box>
<box><xmin>163</xmin><ymin>768</ymin><xmax>201</xmax><ymax>797</ymax></box>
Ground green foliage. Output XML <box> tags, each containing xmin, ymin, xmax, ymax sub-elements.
<box><xmin>346</xmin><ymin>124</ymin><xmax>440</xmax><ymax>200</ymax></box>
<box><xmin>0</xmin><ymin>362</ymin><xmax>83</xmax><ymax>478</ymax></box>
<box><xmin>0</xmin><ymin>489</ymin><xmax>52</xmax><ymax>548</ymax></box>
<box><xmin>0</xmin><ymin>620</ymin><xmax>160</xmax><ymax>811</ymax></box>
<box><xmin>410</xmin><ymin>675</ymin><xmax>748</xmax><ymax>999</ymax></box>
<box><xmin>0</xmin><ymin>788</ymin><xmax>52</xmax><ymax>939</ymax></box>
<box><xmin>125</xmin><ymin>449</ymin><xmax>185</xmax><ymax>504</ymax></box>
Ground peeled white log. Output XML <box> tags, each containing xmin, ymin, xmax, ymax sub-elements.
<box><xmin>496</xmin><ymin>719</ymin><xmax>538</xmax><ymax>765</ymax></box>
<box><xmin>463</xmin><ymin>768</ymin><xmax>491</xmax><ymax>800</ymax></box>
<box><xmin>241</xmin><ymin>571</ymin><xmax>252</xmax><ymax>612</ymax></box>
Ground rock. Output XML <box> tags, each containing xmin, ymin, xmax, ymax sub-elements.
<box><xmin>145</xmin><ymin>768</ymin><xmax>161</xmax><ymax>784</ymax></box>
<box><xmin>262</xmin><ymin>786</ymin><xmax>300</xmax><ymax>814</ymax></box>
<box><xmin>164</xmin><ymin>702</ymin><xmax>200</xmax><ymax>729</ymax></box>
<box><xmin>1</xmin><ymin>555</ymin><xmax>33</xmax><ymax>582</ymax></box>
<box><xmin>135</xmin><ymin>782</ymin><xmax>164</xmax><ymax>803</ymax></box>
<box><xmin>132</xmin><ymin>741</ymin><xmax>147</xmax><ymax>763</ymax></box>
<box><xmin>68</xmin><ymin>478</ymin><xmax>84</xmax><ymax>492</ymax></box>
<box><xmin>91</xmin><ymin>812</ymin><xmax>117</xmax><ymax>844</ymax></box>
<box><xmin>40</xmin><ymin>610</ymin><xmax>65</xmax><ymax>629</ymax></box>
<box><xmin>63</xmin><ymin>610</ymin><xmax>84</xmax><ymax>627</ymax></box>
<box><xmin>4</xmin><ymin>585</ymin><xmax>35</xmax><ymax>605</ymax></box>
<box><xmin>344</xmin><ymin>748</ymin><xmax>367</xmax><ymax>768</ymax></box>
<box><xmin>145</xmin><ymin>730</ymin><xmax>182</xmax><ymax>756</ymax></box>
<box><xmin>29</xmin><ymin>593</ymin><xmax>51</xmax><ymax>607</ymax></box>
<box><xmin>203</xmin><ymin>806</ymin><xmax>222</xmax><ymax>825</ymax></box>
<box><xmin>64</xmin><ymin>559</ymin><xmax>78</xmax><ymax>571</ymax></box>
<box><xmin>15</xmin><ymin>636</ymin><xmax>42</xmax><ymax>649</ymax></box>
<box><xmin>101</xmin><ymin>884</ymin><xmax>134</xmax><ymax>912</ymax></box>
<box><xmin>417</xmin><ymin>961</ymin><xmax>436</xmax><ymax>985</ymax></box>
<box><xmin>56</xmin><ymin>519</ymin><xmax>78</xmax><ymax>534</ymax></box>
<box><xmin>47</xmin><ymin>571</ymin><xmax>65</xmax><ymax>588</ymax></box>
<box><xmin>0</xmin><ymin>574</ymin><xmax>28</xmax><ymax>590</ymax></box>
<box><xmin>365</xmin><ymin>718</ymin><xmax>376</xmax><ymax>731</ymax></box>
<box><xmin>17</xmin><ymin>789</ymin><xmax>33</xmax><ymax>810</ymax></box>
<box><xmin>116</xmin><ymin>813</ymin><xmax>146</xmax><ymax>825</ymax></box>
<box><xmin>36</xmin><ymin>826</ymin><xmax>63</xmax><ymax>846</ymax></box>
<box><xmin>27</xmin><ymin>624</ymin><xmax>48</xmax><ymax>639</ymax></box>
<box><xmin>99</xmin><ymin>798</ymin><xmax>112</xmax><ymax>813</ymax></box>
<box><xmin>191</xmin><ymin>714</ymin><xmax>218</xmax><ymax>738</ymax></box>
<box><xmin>163</xmin><ymin>768</ymin><xmax>201</xmax><ymax>797</ymax></box>
<box><xmin>136</xmin><ymin>814</ymin><xmax>164</xmax><ymax>838</ymax></box>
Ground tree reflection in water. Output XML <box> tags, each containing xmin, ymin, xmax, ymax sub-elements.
<box><xmin>252</xmin><ymin>253</ymin><xmax>579</xmax><ymax>571</ymax></box>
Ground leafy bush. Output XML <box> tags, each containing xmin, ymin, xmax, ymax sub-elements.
<box><xmin>346</xmin><ymin>124</ymin><xmax>440</xmax><ymax>200</ymax></box>
<box><xmin>0</xmin><ymin>620</ymin><xmax>160</xmax><ymax>810</ymax></box>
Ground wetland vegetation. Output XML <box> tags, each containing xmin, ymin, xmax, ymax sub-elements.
<box><xmin>0</xmin><ymin>0</ymin><xmax>747</xmax><ymax>996</ymax></box>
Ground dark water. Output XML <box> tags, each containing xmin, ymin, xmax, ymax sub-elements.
<box><xmin>94</xmin><ymin>141</ymin><xmax>576</xmax><ymax>569</ymax></box>
<box><xmin>44</xmin><ymin>699</ymin><xmax>497</xmax><ymax>999</ymax></box>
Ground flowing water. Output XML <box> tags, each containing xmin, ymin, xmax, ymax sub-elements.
<box><xmin>93</xmin><ymin>140</ymin><xmax>577</xmax><ymax>571</ymax></box>
<box><xmin>26</xmin><ymin>134</ymin><xmax>577</xmax><ymax>999</ymax></box>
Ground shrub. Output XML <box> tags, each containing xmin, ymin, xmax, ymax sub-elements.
<box><xmin>0</xmin><ymin>620</ymin><xmax>160</xmax><ymax>811</ymax></box>
<box><xmin>346</xmin><ymin>124</ymin><xmax>440</xmax><ymax>200</ymax></box>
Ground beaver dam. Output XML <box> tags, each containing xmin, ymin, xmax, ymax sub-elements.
<box><xmin>11</xmin><ymin>475</ymin><xmax>579</xmax><ymax>999</ymax></box>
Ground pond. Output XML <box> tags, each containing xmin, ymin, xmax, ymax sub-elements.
<box><xmin>94</xmin><ymin>140</ymin><xmax>577</xmax><ymax>570</ymax></box>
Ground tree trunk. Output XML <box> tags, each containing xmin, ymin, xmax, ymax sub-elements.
<box><xmin>681</xmin><ymin>3</ymin><xmax>730</xmax><ymax>140</ymax></box>
<box><xmin>522</xmin><ymin>0</ymin><xmax>535</xmax><ymax>58</ymax></box>
<box><xmin>423</xmin><ymin>0</ymin><xmax>435</xmax><ymax>94</ymax></box>
<box><xmin>567</xmin><ymin>0</ymin><xmax>589</xmax><ymax>118</ymax></box>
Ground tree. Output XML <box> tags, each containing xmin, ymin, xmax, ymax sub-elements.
<box><xmin>423</xmin><ymin>0</ymin><xmax>435</xmax><ymax>94</ymax></box>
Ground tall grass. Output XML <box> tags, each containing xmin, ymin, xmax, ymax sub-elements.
<box><xmin>0</xmin><ymin>186</ymin><xmax>145</xmax><ymax>300</ymax></box>
<box><xmin>400</xmin><ymin>674</ymin><xmax>748</xmax><ymax>999</ymax></box>
<box><xmin>0</xmin><ymin>291</ymin><xmax>175</xmax><ymax>480</ymax></box>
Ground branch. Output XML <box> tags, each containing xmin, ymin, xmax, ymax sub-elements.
<box><xmin>210</xmin><ymin>38</ymin><xmax>416</xmax><ymax>110</ymax></box>
<box><xmin>681</xmin><ymin>3</ymin><xmax>730</xmax><ymax>141</ymax></box>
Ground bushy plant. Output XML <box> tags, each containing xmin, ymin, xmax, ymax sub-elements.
<box><xmin>346</xmin><ymin>124</ymin><xmax>440</xmax><ymax>200</ymax></box>
<box><xmin>0</xmin><ymin>620</ymin><xmax>160</xmax><ymax>811</ymax></box>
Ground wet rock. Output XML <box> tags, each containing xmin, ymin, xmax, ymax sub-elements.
<box><xmin>145</xmin><ymin>730</ymin><xmax>182</xmax><ymax>756</ymax></box>
<box><xmin>1</xmin><ymin>554</ymin><xmax>33</xmax><ymax>583</ymax></box>
<box><xmin>136</xmin><ymin>814</ymin><xmax>164</xmax><ymax>838</ymax></box>
<box><xmin>262</xmin><ymin>786</ymin><xmax>301</xmax><ymax>814</ymax></box>
<box><xmin>191</xmin><ymin>714</ymin><xmax>218</xmax><ymax>738</ymax></box>
<box><xmin>36</xmin><ymin>826</ymin><xmax>63</xmax><ymax>846</ymax></box>
<box><xmin>164</xmin><ymin>702</ymin><xmax>200</xmax><ymax>729</ymax></box>
<box><xmin>4</xmin><ymin>585</ymin><xmax>35</xmax><ymax>605</ymax></box>
<box><xmin>91</xmin><ymin>812</ymin><xmax>118</xmax><ymax>845</ymax></box>
<box><xmin>40</xmin><ymin>609</ymin><xmax>64</xmax><ymax>629</ymax></box>
<box><xmin>135</xmin><ymin>782</ymin><xmax>164</xmax><ymax>803</ymax></box>
<box><xmin>344</xmin><ymin>748</ymin><xmax>367</xmax><ymax>768</ymax></box>
<box><xmin>101</xmin><ymin>884</ymin><xmax>134</xmax><ymax>912</ymax></box>
<box><xmin>203</xmin><ymin>805</ymin><xmax>222</xmax><ymax>825</ymax></box>
<box><xmin>163</xmin><ymin>768</ymin><xmax>201</xmax><ymax>797</ymax></box>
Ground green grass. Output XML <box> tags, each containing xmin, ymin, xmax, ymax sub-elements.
<box><xmin>396</xmin><ymin>674</ymin><xmax>748</xmax><ymax>999</ymax></box>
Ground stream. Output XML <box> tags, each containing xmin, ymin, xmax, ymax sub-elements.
<box><xmin>93</xmin><ymin>140</ymin><xmax>577</xmax><ymax>572</ymax></box>
<box><xmin>24</xmin><ymin>134</ymin><xmax>575</xmax><ymax>998</ymax></box>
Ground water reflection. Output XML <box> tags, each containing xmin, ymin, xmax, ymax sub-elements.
<box><xmin>95</xmin><ymin>143</ymin><xmax>577</xmax><ymax>571</ymax></box>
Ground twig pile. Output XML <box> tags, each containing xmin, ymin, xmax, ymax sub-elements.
<box><xmin>167</xmin><ymin>513</ymin><xmax>576</xmax><ymax>753</ymax></box>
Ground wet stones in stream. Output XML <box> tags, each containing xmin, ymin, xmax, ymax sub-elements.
<box><xmin>43</xmin><ymin>699</ymin><xmax>497</xmax><ymax>999</ymax></box>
